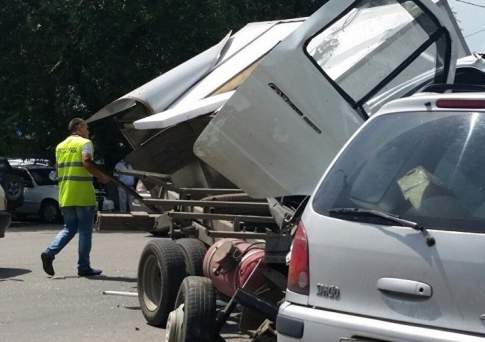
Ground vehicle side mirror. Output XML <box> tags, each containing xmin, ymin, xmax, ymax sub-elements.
<box><xmin>49</xmin><ymin>170</ymin><xmax>58</xmax><ymax>182</ymax></box>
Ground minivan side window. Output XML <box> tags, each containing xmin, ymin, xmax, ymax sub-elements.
<box><xmin>305</xmin><ymin>0</ymin><xmax>449</xmax><ymax>115</ymax></box>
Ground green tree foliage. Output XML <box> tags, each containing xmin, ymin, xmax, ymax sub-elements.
<box><xmin>0</xmin><ymin>0</ymin><xmax>324</xmax><ymax>164</ymax></box>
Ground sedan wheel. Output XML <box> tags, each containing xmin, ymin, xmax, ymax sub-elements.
<box><xmin>40</xmin><ymin>201</ymin><xmax>61</xmax><ymax>223</ymax></box>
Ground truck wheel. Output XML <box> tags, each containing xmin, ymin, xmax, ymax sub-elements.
<box><xmin>171</xmin><ymin>276</ymin><xmax>216</xmax><ymax>342</ymax></box>
<box><xmin>40</xmin><ymin>200</ymin><xmax>61</xmax><ymax>223</ymax></box>
<box><xmin>176</xmin><ymin>238</ymin><xmax>207</xmax><ymax>276</ymax></box>
<box><xmin>137</xmin><ymin>239</ymin><xmax>186</xmax><ymax>327</ymax></box>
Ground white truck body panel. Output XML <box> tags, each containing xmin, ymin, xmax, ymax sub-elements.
<box><xmin>194</xmin><ymin>0</ymin><xmax>469</xmax><ymax>198</ymax></box>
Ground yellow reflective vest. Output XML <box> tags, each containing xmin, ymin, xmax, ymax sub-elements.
<box><xmin>56</xmin><ymin>135</ymin><xmax>96</xmax><ymax>207</ymax></box>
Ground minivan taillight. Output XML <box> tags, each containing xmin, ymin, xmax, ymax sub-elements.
<box><xmin>436</xmin><ymin>99</ymin><xmax>485</xmax><ymax>109</ymax></box>
<box><xmin>287</xmin><ymin>221</ymin><xmax>309</xmax><ymax>295</ymax></box>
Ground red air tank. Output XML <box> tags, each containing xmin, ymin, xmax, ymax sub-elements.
<box><xmin>203</xmin><ymin>239</ymin><xmax>266</xmax><ymax>297</ymax></box>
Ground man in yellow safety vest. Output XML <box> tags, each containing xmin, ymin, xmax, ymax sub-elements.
<box><xmin>41</xmin><ymin>118</ymin><xmax>111</xmax><ymax>277</ymax></box>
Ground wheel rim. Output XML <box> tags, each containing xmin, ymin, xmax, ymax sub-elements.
<box><xmin>142</xmin><ymin>254</ymin><xmax>162</xmax><ymax>312</ymax></box>
<box><xmin>7</xmin><ymin>181</ymin><xmax>21</xmax><ymax>198</ymax></box>
<box><xmin>165</xmin><ymin>311</ymin><xmax>176</xmax><ymax>341</ymax></box>
<box><xmin>165</xmin><ymin>304</ymin><xmax>184</xmax><ymax>342</ymax></box>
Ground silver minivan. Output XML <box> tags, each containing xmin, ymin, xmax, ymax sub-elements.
<box><xmin>277</xmin><ymin>92</ymin><xmax>485</xmax><ymax>341</ymax></box>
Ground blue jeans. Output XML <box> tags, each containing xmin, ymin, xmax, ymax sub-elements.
<box><xmin>118</xmin><ymin>187</ymin><xmax>134</xmax><ymax>213</ymax></box>
<box><xmin>45</xmin><ymin>206</ymin><xmax>95</xmax><ymax>271</ymax></box>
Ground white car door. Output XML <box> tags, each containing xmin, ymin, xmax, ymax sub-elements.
<box><xmin>194</xmin><ymin>0</ymin><xmax>468</xmax><ymax>198</ymax></box>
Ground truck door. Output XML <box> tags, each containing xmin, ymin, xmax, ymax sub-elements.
<box><xmin>194</xmin><ymin>0</ymin><xmax>468</xmax><ymax>198</ymax></box>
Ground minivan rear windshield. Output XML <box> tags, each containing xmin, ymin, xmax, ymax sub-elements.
<box><xmin>313</xmin><ymin>111</ymin><xmax>485</xmax><ymax>232</ymax></box>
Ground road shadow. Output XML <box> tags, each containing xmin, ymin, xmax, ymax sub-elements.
<box><xmin>123</xmin><ymin>306</ymin><xmax>141</xmax><ymax>310</ymax></box>
<box><xmin>86</xmin><ymin>275</ymin><xmax>138</xmax><ymax>283</ymax></box>
<box><xmin>217</xmin><ymin>310</ymin><xmax>252</xmax><ymax>340</ymax></box>
<box><xmin>221</xmin><ymin>318</ymin><xmax>246</xmax><ymax>338</ymax></box>
<box><xmin>52</xmin><ymin>274</ymin><xmax>137</xmax><ymax>283</ymax></box>
<box><xmin>9</xmin><ymin>220</ymin><xmax>63</xmax><ymax>232</ymax></box>
<box><xmin>10</xmin><ymin>221</ymin><xmax>156</xmax><ymax>237</ymax></box>
<box><xmin>96</xmin><ymin>230</ymin><xmax>160</xmax><ymax>237</ymax></box>
<box><xmin>0</xmin><ymin>267</ymin><xmax>31</xmax><ymax>281</ymax></box>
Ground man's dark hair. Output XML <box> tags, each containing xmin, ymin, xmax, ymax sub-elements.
<box><xmin>68</xmin><ymin>118</ymin><xmax>85</xmax><ymax>133</ymax></box>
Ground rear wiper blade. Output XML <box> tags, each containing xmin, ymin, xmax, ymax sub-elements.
<box><xmin>328</xmin><ymin>208</ymin><xmax>435</xmax><ymax>247</ymax></box>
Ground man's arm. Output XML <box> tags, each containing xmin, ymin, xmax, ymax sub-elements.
<box><xmin>113</xmin><ymin>161</ymin><xmax>124</xmax><ymax>179</ymax></box>
<box><xmin>81</xmin><ymin>152</ymin><xmax>112</xmax><ymax>184</ymax></box>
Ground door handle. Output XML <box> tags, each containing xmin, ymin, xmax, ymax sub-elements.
<box><xmin>377</xmin><ymin>278</ymin><xmax>432</xmax><ymax>298</ymax></box>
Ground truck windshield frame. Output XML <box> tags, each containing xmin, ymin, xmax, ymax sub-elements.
<box><xmin>304</xmin><ymin>0</ymin><xmax>451</xmax><ymax>118</ymax></box>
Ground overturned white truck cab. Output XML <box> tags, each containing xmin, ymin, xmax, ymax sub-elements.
<box><xmin>194</xmin><ymin>0</ymin><xmax>469</xmax><ymax>199</ymax></box>
<box><xmin>88</xmin><ymin>19</ymin><xmax>305</xmax><ymax>192</ymax></box>
<box><xmin>88</xmin><ymin>0</ymin><xmax>469</xmax><ymax>203</ymax></box>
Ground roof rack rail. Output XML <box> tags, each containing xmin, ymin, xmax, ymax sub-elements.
<box><xmin>419</xmin><ymin>83</ymin><xmax>485</xmax><ymax>94</ymax></box>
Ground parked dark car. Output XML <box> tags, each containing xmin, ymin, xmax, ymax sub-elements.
<box><xmin>0</xmin><ymin>185</ymin><xmax>11</xmax><ymax>238</ymax></box>
<box><xmin>0</xmin><ymin>157</ymin><xmax>24</xmax><ymax>210</ymax></box>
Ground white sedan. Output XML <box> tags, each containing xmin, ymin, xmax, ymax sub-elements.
<box><xmin>13</xmin><ymin>165</ymin><xmax>114</xmax><ymax>223</ymax></box>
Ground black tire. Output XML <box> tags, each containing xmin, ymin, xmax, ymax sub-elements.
<box><xmin>176</xmin><ymin>238</ymin><xmax>207</xmax><ymax>276</ymax></box>
<box><xmin>2</xmin><ymin>174</ymin><xmax>24</xmax><ymax>210</ymax></box>
<box><xmin>40</xmin><ymin>200</ymin><xmax>61</xmax><ymax>223</ymax></box>
<box><xmin>174</xmin><ymin>276</ymin><xmax>216</xmax><ymax>342</ymax></box>
<box><xmin>137</xmin><ymin>239</ymin><xmax>186</xmax><ymax>327</ymax></box>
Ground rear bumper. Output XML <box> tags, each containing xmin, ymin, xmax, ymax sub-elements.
<box><xmin>277</xmin><ymin>302</ymin><xmax>485</xmax><ymax>342</ymax></box>
<box><xmin>0</xmin><ymin>210</ymin><xmax>11</xmax><ymax>238</ymax></box>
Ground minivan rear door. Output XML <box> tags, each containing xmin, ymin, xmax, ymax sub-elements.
<box><xmin>194</xmin><ymin>0</ymin><xmax>468</xmax><ymax>198</ymax></box>
<box><xmin>304</xmin><ymin>109</ymin><xmax>485</xmax><ymax>335</ymax></box>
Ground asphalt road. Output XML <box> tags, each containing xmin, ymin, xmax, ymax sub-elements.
<box><xmin>0</xmin><ymin>221</ymin><xmax>249</xmax><ymax>342</ymax></box>
<box><xmin>0</xmin><ymin>221</ymin><xmax>162</xmax><ymax>342</ymax></box>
